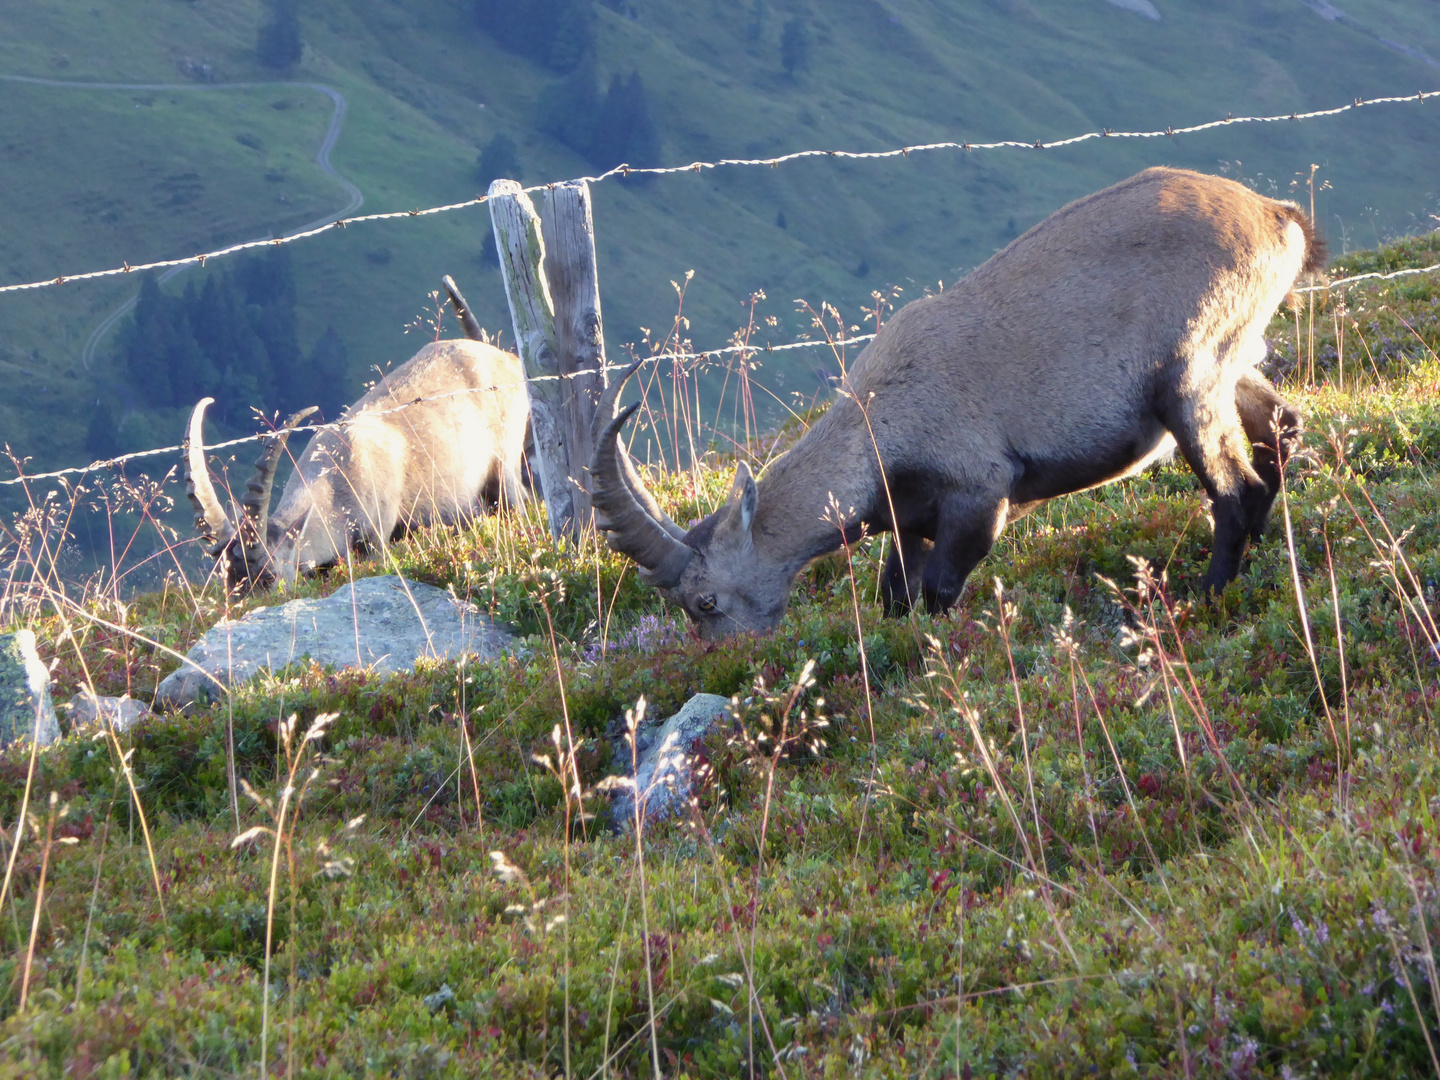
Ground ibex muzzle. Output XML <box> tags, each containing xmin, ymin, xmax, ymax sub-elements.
<box><xmin>185</xmin><ymin>314</ymin><xmax>531</xmax><ymax>593</ymax></box>
<box><xmin>591</xmin><ymin>168</ymin><xmax>1322</xmax><ymax>639</ymax></box>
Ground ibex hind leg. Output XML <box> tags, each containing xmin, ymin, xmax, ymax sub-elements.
<box><xmin>881</xmin><ymin>531</ymin><xmax>934</xmax><ymax>616</ymax></box>
<box><xmin>920</xmin><ymin>494</ymin><xmax>1008</xmax><ymax>615</ymax></box>
<box><xmin>1166</xmin><ymin>393</ymin><xmax>1272</xmax><ymax>592</ymax></box>
<box><xmin>1234</xmin><ymin>369</ymin><xmax>1302</xmax><ymax>543</ymax></box>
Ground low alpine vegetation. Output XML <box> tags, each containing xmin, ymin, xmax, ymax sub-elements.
<box><xmin>0</xmin><ymin>235</ymin><xmax>1439</xmax><ymax>1077</ymax></box>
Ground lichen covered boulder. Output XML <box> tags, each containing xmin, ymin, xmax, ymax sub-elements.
<box><xmin>610</xmin><ymin>692</ymin><xmax>731</xmax><ymax>828</ymax></box>
<box><xmin>154</xmin><ymin>576</ymin><xmax>513</xmax><ymax>711</ymax></box>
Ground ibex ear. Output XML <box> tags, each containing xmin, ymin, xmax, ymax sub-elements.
<box><xmin>727</xmin><ymin>461</ymin><xmax>758</xmax><ymax>535</ymax></box>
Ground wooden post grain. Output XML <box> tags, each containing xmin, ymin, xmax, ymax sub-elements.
<box><xmin>537</xmin><ymin>180</ymin><xmax>607</xmax><ymax>530</ymax></box>
<box><xmin>488</xmin><ymin>179</ymin><xmax>576</xmax><ymax>540</ymax></box>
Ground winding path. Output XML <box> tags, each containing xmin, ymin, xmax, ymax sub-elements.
<box><xmin>0</xmin><ymin>75</ymin><xmax>364</xmax><ymax>376</ymax></box>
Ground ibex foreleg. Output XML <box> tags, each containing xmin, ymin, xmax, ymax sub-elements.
<box><xmin>921</xmin><ymin>493</ymin><xmax>1009</xmax><ymax>614</ymax></box>
<box><xmin>881</xmin><ymin>531</ymin><xmax>933</xmax><ymax>616</ymax></box>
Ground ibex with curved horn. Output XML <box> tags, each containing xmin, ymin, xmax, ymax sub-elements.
<box><xmin>185</xmin><ymin>280</ymin><xmax>532</xmax><ymax>591</ymax></box>
<box><xmin>591</xmin><ymin>168</ymin><xmax>1323</xmax><ymax>639</ymax></box>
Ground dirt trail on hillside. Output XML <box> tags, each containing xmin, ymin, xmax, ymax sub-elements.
<box><xmin>0</xmin><ymin>75</ymin><xmax>363</xmax><ymax>390</ymax></box>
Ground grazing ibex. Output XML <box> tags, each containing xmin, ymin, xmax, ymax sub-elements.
<box><xmin>185</xmin><ymin>281</ymin><xmax>531</xmax><ymax>591</ymax></box>
<box><xmin>591</xmin><ymin>168</ymin><xmax>1323</xmax><ymax>639</ymax></box>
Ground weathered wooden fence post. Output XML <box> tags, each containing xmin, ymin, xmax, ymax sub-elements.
<box><xmin>489</xmin><ymin>179</ymin><xmax>574</xmax><ymax>540</ymax></box>
<box><xmin>489</xmin><ymin>178</ymin><xmax>609</xmax><ymax>542</ymax></box>
<box><xmin>537</xmin><ymin>180</ymin><xmax>607</xmax><ymax>529</ymax></box>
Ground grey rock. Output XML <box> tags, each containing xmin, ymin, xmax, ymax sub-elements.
<box><xmin>67</xmin><ymin>691</ymin><xmax>152</xmax><ymax>734</ymax></box>
<box><xmin>423</xmin><ymin>983</ymin><xmax>457</xmax><ymax>1013</ymax></box>
<box><xmin>0</xmin><ymin>630</ymin><xmax>60</xmax><ymax>748</ymax></box>
<box><xmin>154</xmin><ymin>576</ymin><xmax>512</xmax><ymax>711</ymax></box>
<box><xmin>611</xmin><ymin>693</ymin><xmax>731</xmax><ymax>828</ymax></box>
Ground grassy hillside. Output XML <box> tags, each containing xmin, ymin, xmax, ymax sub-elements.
<box><xmin>0</xmin><ymin>232</ymin><xmax>1438</xmax><ymax>1074</ymax></box>
<box><xmin>0</xmin><ymin>1</ymin><xmax>1437</xmax><ymax>480</ymax></box>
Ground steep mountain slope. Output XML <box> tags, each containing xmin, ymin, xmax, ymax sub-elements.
<box><xmin>0</xmin><ymin>0</ymin><xmax>1436</xmax><ymax>478</ymax></box>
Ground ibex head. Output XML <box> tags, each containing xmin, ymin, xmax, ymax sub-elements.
<box><xmin>184</xmin><ymin>398</ymin><xmax>317</xmax><ymax>593</ymax></box>
<box><xmin>590</xmin><ymin>363</ymin><xmax>799</xmax><ymax>640</ymax></box>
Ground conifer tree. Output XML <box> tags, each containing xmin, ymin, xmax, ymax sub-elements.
<box><xmin>475</xmin><ymin>0</ymin><xmax>594</xmax><ymax>72</ymax></box>
<box><xmin>593</xmin><ymin>71</ymin><xmax>661</xmax><ymax>182</ymax></box>
<box><xmin>118</xmin><ymin>249</ymin><xmax>318</xmax><ymax>420</ymax></box>
<box><xmin>257</xmin><ymin>0</ymin><xmax>303</xmax><ymax>71</ymax></box>
<box><xmin>165</xmin><ymin>318</ymin><xmax>211</xmax><ymax>408</ymax></box>
<box><xmin>236</xmin><ymin>248</ymin><xmax>297</xmax><ymax>410</ymax></box>
<box><xmin>303</xmin><ymin>326</ymin><xmax>350</xmax><ymax>417</ymax></box>
<box><xmin>473</xmin><ymin>0</ymin><xmax>524</xmax><ymax>52</ymax></box>
<box><xmin>477</xmin><ymin>133</ymin><xmax>523</xmax><ymax>188</ymax></box>
<box><xmin>548</xmin><ymin>0</ymin><xmax>596</xmax><ymax>72</ymax></box>
<box><xmin>84</xmin><ymin>400</ymin><xmax>118</xmax><ymax>459</ymax></box>
<box><xmin>746</xmin><ymin>0</ymin><xmax>767</xmax><ymax>44</ymax></box>
<box><xmin>535</xmin><ymin>51</ymin><xmax>600</xmax><ymax>155</ymax></box>
<box><xmin>621</xmin><ymin>72</ymin><xmax>662</xmax><ymax>176</ymax></box>
<box><xmin>171</xmin><ymin>280</ymin><xmax>220</xmax><ymax>403</ymax></box>
<box><xmin>120</xmin><ymin>275</ymin><xmax>177</xmax><ymax>403</ymax></box>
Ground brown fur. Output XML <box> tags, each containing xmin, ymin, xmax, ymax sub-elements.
<box><xmin>591</xmin><ymin>167</ymin><xmax>1322</xmax><ymax>639</ymax></box>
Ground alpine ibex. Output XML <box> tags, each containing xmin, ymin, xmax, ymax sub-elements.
<box><xmin>591</xmin><ymin>168</ymin><xmax>1323</xmax><ymax>639</ymax></box>
<box><xmin>185</xmin><ymin>281</ymin><xmax>531</xmax><ymax>591</ymax></box>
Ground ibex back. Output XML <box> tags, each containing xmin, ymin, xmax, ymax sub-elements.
<box><xmin>591</xmin><ymin>167</ymin><xmax>1324</xmax><ymax>639</ymax></box>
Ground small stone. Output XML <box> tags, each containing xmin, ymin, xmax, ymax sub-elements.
<box><xmin>0</xmin><ymin>630</ymin><xmax>60</xmax><ymax>748</ymax></box>
<box><xmin>423</xmin><ymin>984</ymin><xmax>457</xmax><ymax>1013</ymax></box>
<box><xmin>67</xmin><ymin>691</ymin><xmax>152</xmax><ymax>734</ymax></box>
<box><xmin>154</xmin><ymin>576</ymin><xmax>512</xmax><ymax>711</ymax></box>
<box><xmin>610</xmin><ymin>693</ymin><xmax>731</xmax><ymax>828</ymax></box>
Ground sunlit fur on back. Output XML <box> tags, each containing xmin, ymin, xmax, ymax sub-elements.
<box><xmin>186</xmin><ymin>339</ymin><xmax>531</xmax><ymax>591</ymax></box>
<box><xmin>590</xmin><ymin>167</ymin><xmax>1324</xmax><ymax>639</ymax></box>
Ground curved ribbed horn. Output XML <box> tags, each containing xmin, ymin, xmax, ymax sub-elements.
<box><xmin>184</xmin><ymin>398</ymin><xmax>234</xmax><ymax>557</ymax></box>
<box><xmin>239</xmin><ymin>406</ymin><xmax>318</xmax><ymax>556</ymax></box>
<box><xmin>591</xmin><ymin>399</ymin><xmax>695</xmax><ymax>588</ymax></box>
<box><xmin>592</xmin><ymin>360</ymin><xmax>687</xmax><ymax>541</ymax></box>
<box><xmin>442</xmin><ymin>275</ymin><xmax>486</xmax><ymax>342</ymax></box>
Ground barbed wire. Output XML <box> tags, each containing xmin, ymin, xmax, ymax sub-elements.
<box><xmin>5</xmin><ymin>248</ymin><xmax>1439</xmax><ymax>489</ymax></box>
<box><xmin>0</xmin><ymin>87</ymin><xmax>1434</xmax><ymax>297</ymax></box>
<box><xmin>0</xmin><ymin>332</ymin><xmax>877</xmax><ymax>487</ymax></box>
<box><xmin>0</xmin><ymin>196</ymin><xmax>490</xmax><ymax>296</ymax></box>
<box><xmin>4</xmin><ymin>85</ymin><xmax>1439</xmax><ymax>489</ymax></box>
<box><xmin>1296</xmin><ymin>261</ymin><xmax>1440</xmax><ymax>292</ymax></box>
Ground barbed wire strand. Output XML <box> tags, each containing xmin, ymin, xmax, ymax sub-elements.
<box><xmin>0</xmin><ymin>87</ymin><xmax>1434</xmax><ymax>297</ymax></box>
<box><xmin>0</xmin><ymin>334</ymin><xmax>875</xmax><ymax>486</ymax></box>
<box><xmin>4</xmin><ymin>87</ymin><xmax>1438</xmax><ymax>488</ymax></box>
<box><xmin>9</xmin><ymin>241</ymin><xmax>1440</xmax><ymax>491</ymax></box>
<box><xmin>1296</xmin><ymin>261</ymin><xmax>1440</xmax><ymax>292</ymax></box>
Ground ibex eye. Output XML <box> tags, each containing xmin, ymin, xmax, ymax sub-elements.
<box><xmin>696</xmin><ymin>594</ymin><xmax>717</xmax><ymax>613</ymax></box>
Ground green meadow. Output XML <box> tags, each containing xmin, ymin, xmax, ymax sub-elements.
<box><xmin>0</xmin><ymin>230</ymin><xmax>1437</xmax><ymax>1075</ymax></box>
